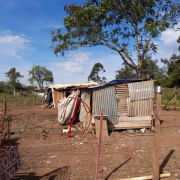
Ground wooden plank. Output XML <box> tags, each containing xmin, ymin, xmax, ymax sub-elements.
<box><xmin>153</xmin><ymin>92</ymin><xmax>161</xmax><ymax>180</ymax></box>
<box><xmin>83</xmin><ymin>92</ymin><xmax>91</xmax><ymax>130</ymax></box>
<box><xmin>118</xmin><ymin>113</ymin><xmax>127</xmax><ymax>116</ymax></box>
<box><xmin>95</xmin><ymin>118</ymin><xmax>108</xmax><ymax>138</ymax></box>
<box><xmin>95</xmin><ymin>110</ymin><xmax>104</xmax><ymax>180</ymax></box>
<box><xmin>57</xmin><ymin>91</ymin><xmax>63</xmax><ymax>103</ymax></box>
<box><xmin>119</xmin><ymin>116</ymin><xmax>152</xmax><ymax>121</ymax></box>
<box><xmin>115</xmin><ymin>173</ymin><xmax>170</xmax><ymax>180</ymax></box>
<box><xmin>108</xmin><ymin>120</ymin><xmax>151</xmax><ymax>129</ymax></box>
<box><xmin>54</xmin><ymin>91</ymin><xmax>58</xmax><ymax>108</ymax></box>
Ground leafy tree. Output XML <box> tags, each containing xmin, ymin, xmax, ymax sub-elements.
<box><xmin>141</xmin><ymin>55</ymin><xmax>165</xmax><ymax>79</ymax></box>
<box><xmin>116</xmin><ymin>55</ymin><xmax>164</xmax><ymax>79</ymax></box>
<box><xmin>115</xmin><ymin>63</ymin><xmax>136</xmax><ymax>79</ymax></box>
<box><xmin>0</xmin><ymin>81</ymin><xmax>14</xmax><ymax>94</ymax></box>
<box><xmin>28</xmin><ymin>65</ymin><xmax>54</xmax><ymax>91</ymax></box>
<box><xmin>155</xmin><ymin>75</ymin><xmax>171</xmax><ymax>87</ymax></box>
<box><xmin>4</xmin><ymin>67</ymin><xmax>24</xmax><ymax>90</ymax></box>
<box><xmin>24</xmin><ymin>85</ymin><xmax>36</xmax><ymax>92</ymax></box>
<box><xmin>50</xmin><ymin>0</ymin><xmax>180</xmax><ymax>79</ymax></box>
<box><xmin>161</xmin><ymin>36</ymin><xmax>180</xmax><ymax>87</ymax></box>
<box><xmin>0</xmin><ymin>81</ymin><xmax>5</xmax><ymax>93</ymax></box>
<box><xmin>88</xmin><ymin>62</ymin><xmax>106</xmax><ymax>84</ymax></box>
<box><xmin>161</xmin><ymin>53</ymin><xmax>180</xmax><ymax>87</ymax></box>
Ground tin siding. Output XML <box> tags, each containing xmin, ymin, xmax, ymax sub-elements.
<box><xmin>93</xmin><ymin>86</ymin><xmax>119</xmax><ymax>125</ymax></box>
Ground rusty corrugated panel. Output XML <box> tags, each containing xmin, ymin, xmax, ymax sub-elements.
<box><xmin>127</xmin><ymin>99</ymin><xmax>153</xmax><ymax>116</ymax></box>
<box><xmin>127</xmin><ymin>81</ymin><xmax>154</xmax><ymax>116</ymax></box>
<box><xmin>116</xmin><ymin>84</ymin><xmax>130</xmax><ymax>116</ymax></box>
<box><xmin>128</xmin><ymin>81</ymin><xmax>154</xmax><ymax>101</ymax></box>
<box><xmin>93</xmin><ymin>86</ymin><xmax>118</xmax><ymax>125</ymax></box>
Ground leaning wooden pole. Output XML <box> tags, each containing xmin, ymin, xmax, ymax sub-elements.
<box><xmin>153</xmin><ymin>86</ymin><xmax>162</xmax><ymax>180</ymax></box>
<box><xmin>95</xmin><ymin>109</ymin><xmax>103</xmax><ymax>180</ymax></box>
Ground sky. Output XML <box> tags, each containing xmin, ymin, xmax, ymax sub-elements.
<box><xmin>0</xmin><ymin>0</ymin><xmax>180</xmax><ymax>86</ymax></box>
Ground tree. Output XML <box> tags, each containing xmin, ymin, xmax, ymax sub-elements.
<box><xmin>115</xmin><ymin>63</ymin><xmax>136</xmax><ymax>79</ymax></box>
<box><xmin>115</xmin><ymin>54</ymin><xmax>165</xmax><ymax>79</ymax></box>
<box><xmin>88</xmin><ymin>62</ymin><xmax>106</xmax><ymax>84</ymax></box>
<box><xmin>161</xmin><ymin>53</ymin><xmax>180</xmax><ymax>87</ymax></box>
<box><xmin>141</xmin><ymin>55</ymin><xmax>165</xmax><ymax>79</ymax></box>
<box><xmin>28</xmin><ymin>65</ymin><xmax>54</xmax><ymax>91</ymax></box>
<box><xmin>4</xmin><ymin>67</ymin><xmax>24</xmax><ymax>90</ymax></box>
<box><xmin>161</xmin><ymin>36</ymin><xmax>180</xmax><ymax>87</ymax></box>
<box><xmin>50</xmin><ymin>0</ymin><xmax>180</xmax><ymax>79</ymax></box>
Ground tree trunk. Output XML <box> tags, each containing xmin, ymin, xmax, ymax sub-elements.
<box><xmin>136</xmin><ymin>69</ymin><xmax>142</xmax><ymax>79</ymax></box>
<box><xmin>97</xmin><ymin>72</ymin><xmax>99</xmax><ymax>84</ymax></box>
<box><xmin>41</xmin><ymin>82</ymin><xmax>43</xmax><ymax>93</ymax></box>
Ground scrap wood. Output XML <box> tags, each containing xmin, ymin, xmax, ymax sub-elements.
<box><xmin>130</xmin><ymin>134</ymin><xmax>154</xmax><ymax>136</ymax></box>
<box><xmin>114</xmin><ymin>173</ymin><xmax>170</xmax><ymax>180</ymax></box>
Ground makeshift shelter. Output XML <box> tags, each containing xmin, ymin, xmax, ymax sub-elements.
<box><xmin>45</xmin><ymin>82</ymin><xmax>98</xmax><ymax>108</ymax></box>
<box><xmin>89</xmin><ymin>79</ymin><xmax>154</xmax><ymax>130</ymax></box>
<box><xmin>46</xmin><ymin>80</ymin><xmax>155</xmax><ymax>131</ymax></box>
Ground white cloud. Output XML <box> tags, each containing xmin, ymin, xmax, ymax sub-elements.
<box><xmin>52</xmin><ymin>52</ymin><xmax>94</xmax><ymax>74</ymax></box>
<box><xmin>150</xmin><ymin>22</ymin><xmax>180</xmax><ymax>63</ymax></box>
<box><xmin>160</xmin><ymin>26</ymin><xmax>180</xmax><ymax>50</ymax></box>
<box><xmin>0</xmin><ymin>31</ymin><xmax>33</xmax><ymax>58</ymax></box>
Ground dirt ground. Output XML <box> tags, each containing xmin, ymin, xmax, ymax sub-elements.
<box><xmin>4</xmin><ymin>106</ymin><xmax>180</xmax><ymax>180</ymax></box>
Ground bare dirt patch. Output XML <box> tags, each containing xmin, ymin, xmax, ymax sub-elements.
<box><xmin>7</xmin><ymin>106</ymin><xmax>180</xmax><ymax>180</ymax></box>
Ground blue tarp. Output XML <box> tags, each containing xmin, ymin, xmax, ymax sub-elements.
<box><xmin>108</xmin><ymin>78</ymin><xmax>137</xmax><ymax>84</ymax></box>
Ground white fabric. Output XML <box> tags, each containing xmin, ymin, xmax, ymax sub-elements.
<box><xmin>58</xmin><ymin>90</ymin><xmax>79</xmax><ymax>125</ymax></box>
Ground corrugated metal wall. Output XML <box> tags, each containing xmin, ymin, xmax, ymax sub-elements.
<box><xmin>127</xmin><ymin>98</ymin><xmax>153</xmax><ymax>116</ymax></box>
<box><xmin>127</xmin><ymin>81</ymin><xmax>154</xmax><ymax>116</ymax></box>
<box><xmin>115</xmin><ymin>81</ymin><xmax>154</xmax><ymax>117</ymax></box>
<box><xmin>93</xmin><ymin>86</ymin><xmax>119</xmax><ymax>125</ymax></box>
<box><xmin>127</xmin><ymin>81</ymin><xmax>154</xmax><ymax>101</ymax></box>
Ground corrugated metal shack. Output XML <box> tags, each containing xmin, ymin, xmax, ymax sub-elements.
<box><xmin>89</xmin><ymin>79</ymin><xmax>154</xmax><ymax>130</ymax></box>
<box><xmin>46</xmin><ymin>82</ymin><xmax>98</xmax><ymax>108</ymax></box>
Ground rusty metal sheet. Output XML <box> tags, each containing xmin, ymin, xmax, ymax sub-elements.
<box><xmin>0</xmin><ymin>146</ymin><xmax>21</xmax><ymax>180</ymax></box>
<box><xmin>93</xmin><ymin>86</ymin><xmax>118</xmax><ymax>125</ymax></box>
<box><xmin>127</xmin><ymin>81</ymin><xmax>154</xmax><ymax>101</ymax></box>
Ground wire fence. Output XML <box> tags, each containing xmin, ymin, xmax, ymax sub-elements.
<box><xmin>0</xmin><ymin>93</ymin><xmax>179</xmax><ymax>179</ymax></box>
<box><xmin>10</xmin><ymin>116</ymin><xmax>180</xmax><ymax>180</ymax></box>
<box><xmin>0</xmin><ymin>95</ymin><xmax>45</xmax><ymax>109</ymax></box>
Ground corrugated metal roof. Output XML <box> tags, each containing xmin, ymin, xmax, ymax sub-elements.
<box><xmin>93</xmin><ymin>86</ymin><xmax>119</xmax><ymax>125</ymax></box>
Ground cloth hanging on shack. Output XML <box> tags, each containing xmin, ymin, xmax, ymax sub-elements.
<box><xmin>58</xmin><ymin>90</ymin><xmax>79</xmax><ymax>125</ymax></box>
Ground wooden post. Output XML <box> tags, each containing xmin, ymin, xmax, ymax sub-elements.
<box><xmin>174</xmin><ymin>87</ymin><xmax>176</xmax><ymax>111</ymax></box>
<box><xmin>153</xmin><ymin>86</ymin><xmax>162</xmax><ymax>180</ymax></box>
<box><xmin>95</xmin><ymin>109</ymin><xmax>103</xmax><ymax>180</ymax></box>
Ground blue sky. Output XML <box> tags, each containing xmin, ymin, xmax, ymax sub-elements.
<box><xmin>0</xmin><ymin>0</ymin><xmax>179</xmax><ymax>86</ymax></box>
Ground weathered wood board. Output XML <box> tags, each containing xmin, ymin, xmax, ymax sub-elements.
<box><xmin>108</xmin><ymin>120</ymin><xmax>151</xmax><ymax>130</ymax></box>
<box><xmin>119</xmin><ymin>116</ymin><xmax>152</xmax><ymax>121</ymax></box>
<box><xmin>95</xmin><ymin>119</ymin><xmax>108</xmax><ymax>138</ymax></box>
<box><xmin>83</xmin><ymin>92</ymin><xmax>91</xmax><ymax>130</ymax></box>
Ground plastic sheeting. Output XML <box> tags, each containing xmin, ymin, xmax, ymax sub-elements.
<box><xmin>58</xmin><ymin>90</ymin><xmax>79</xmax><ymax>125</ymax></box>
<box><xmin>108</xmin><ymin>79</ymin><xmax>137</xmax><ymax>84</ymax></box>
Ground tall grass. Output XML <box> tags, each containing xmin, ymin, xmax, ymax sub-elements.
<box><xmin>155</xmin><ymin>87</ymin><xmax>180</xmax><ymax>106</ymax></box>
<box><xmin>0</xmin><ymin>94</ymin><xmax>45</xmax><ymax>108</ymax></box>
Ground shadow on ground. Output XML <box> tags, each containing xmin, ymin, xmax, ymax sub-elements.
<box><xmin>12</xmin><ymin>166</ymin><xmax>71</xmax><ymax>180</ymax></box>
<box><xmin>104</xmin><ymin>158</ymin><xmax>131</xmax><ymax>180</ymax></box>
